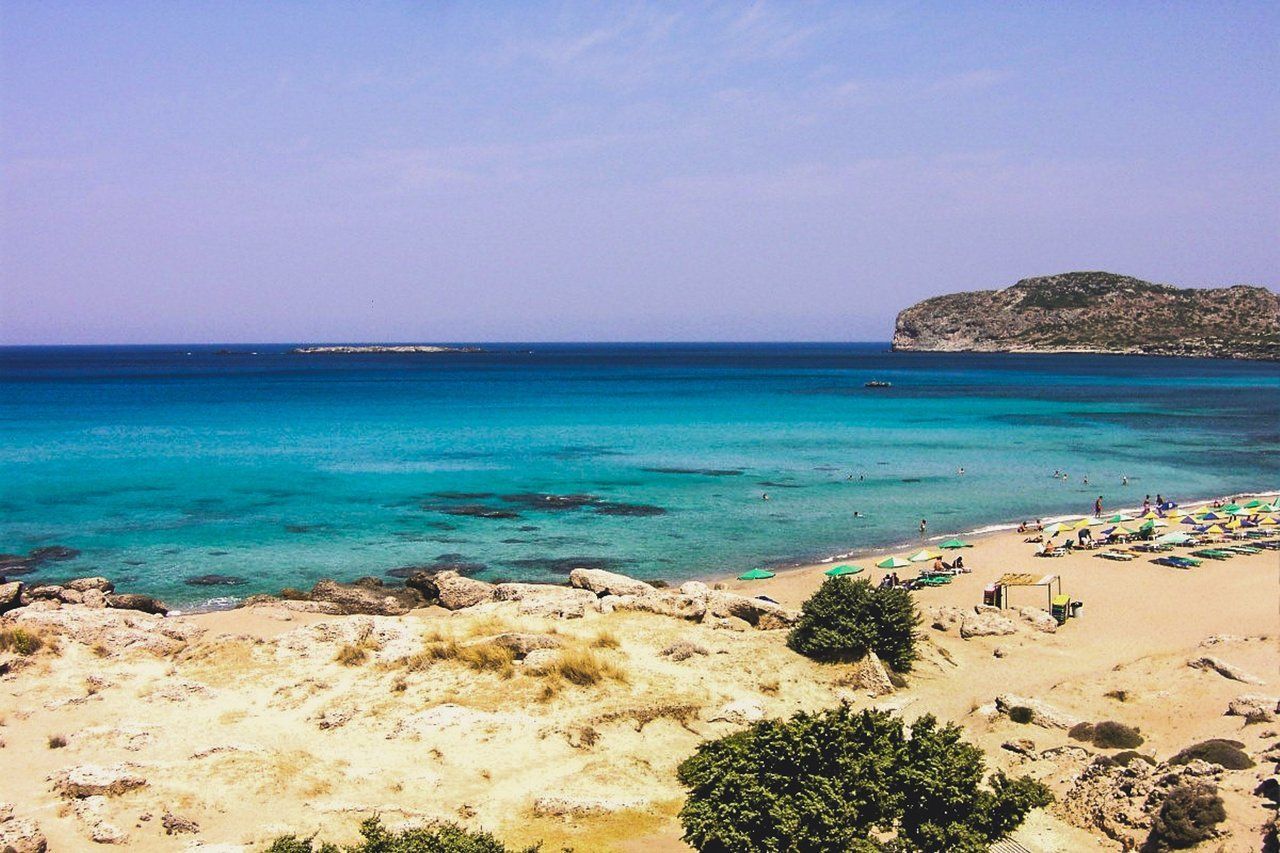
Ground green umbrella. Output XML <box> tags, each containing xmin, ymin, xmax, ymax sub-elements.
<box><xmin>737</xmin><ymin>568</ymin><xmax>775</xmax><ymax>581</ymax></box>
<box><xmin>824</xmin><ymin>564</ymin><xmax>864</xmax><ymax>577</ymax></box>
<box><xmin>1221</xmin><ymin>503</ymin><xmax>1241</xmax><ymax>512</ymax></box>
<box><xmin>1156</xmin><ymin>532</ymin><xmax>1192</xmax><ymax>544</ymax></box>
<box><xmin>876</xmin><ymin>556</ymin><xmax>910</xmax><ymax>569</ymax></box>
<box><xmin>939</xmin><ymin>538</ymin><xmax>971</xmax><ymax>549</ymax></box>
<box><xmin>1244</xmin><ymin>500</ymin><xmax>1262</xmax><ymax>508</ymax></box>
<box><xmin>1107</xmin><ymin>513</ymin><xmax>1135</xmax><ymax>523</ymax></box>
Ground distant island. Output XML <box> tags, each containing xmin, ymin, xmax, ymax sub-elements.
<box><xmin>892</xmin><ymin>271</ymin><xmax>1280</xmax><ymax>361</ymax></box>
<box><xmin>291</xmin><ymin>344</ymin><xmax>484</xmax><ymax>354</ymax></box>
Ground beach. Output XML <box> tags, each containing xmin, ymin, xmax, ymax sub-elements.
<box><xmin>2</xmin><ymin>492</ymin><xmax>1277</xmax><ymax>851</ymax></box>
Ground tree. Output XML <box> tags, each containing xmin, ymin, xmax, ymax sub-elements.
<box><xmin>787</xmin><ymin>577</ymin><xmax>920</xmax><ymax>671</ymax></box>
<box><xmin>677</xmin><ymin>705</ymin><xmax>1050</xmax><ymax>853</ymax></box>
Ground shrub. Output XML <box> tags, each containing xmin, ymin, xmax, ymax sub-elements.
<box><xmin>548</xmin><ymin>648</ymin><xmax>625</xmax><ymax>686</ymax></box>
<box><xmin>1168</xmin><ymin>739</ymin><xmax>1254</xmax><ymax>770</ymax></box>
<box><xmin>676</xmin><ymin>704</ymin><xmax>1050</xmax><ymax>853</ymax></box>
<box><xmin>1113</xmin><ymin>751</ymin><xmax>1156</xmax><ymax>767</ymax></box>
<box><xmin>48</xmin><ymin>734</ymin><xmax>67</xmax><ymax>749</ymax></box>
<box><xmin>0</xmin><ymin>628</ymin><xmax>44</xmax><ymax>656</ymax></box>
<box><xmin>786</xmin><ymin>577</ymin><xmax>919</xmax><ymax>671</ymax></box>
<box><xmin>1104</xmin><ymin>689</ymin><xmax>1129</xmax><ymax>702</ymax></box>
<box><xmin>1146</xmin><ymin>783</ymin><xmax>1226</xmax><ymax>850</ymax></box>
<box><xmin>1007</xmin><ymin>706</ymin><xmax>1034</xmax><ymax>725</ymax></box>
<box><xmin>336</xmin><ymin>644</ymin><xmax>370</xmax><ymax>666</ymax></box>
<box><xmin>1092</xmin><ymin>721</ymin><xmax>1143</xmax><ymax>749</ymax></box>
<box><xmin>590</xmin><ymin>630</ymin><xmax>620</xmax><ymax>649</ymax></box>
<box><xmin>266</xmin><ymin>815</ymin><xmax>539</xmax><ymax>852</ymax></box>
<box><xmin>1068</xmin><ymin>722</ymin><xmax>1095</xmax><ymax>742</ymax></box>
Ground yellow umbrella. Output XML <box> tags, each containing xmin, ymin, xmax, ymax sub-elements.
<box><xmin>1224</xmin><ymin>519</ymin><xmax>1242</xmax><ymax>529</ymax></box>
<box><xmin>1258</xmin><ymin>515</ymin><xmax>1277</xmax><ymax>526</ymax></box>
<box><xmin>1074</xmin><ymin>517</ymin><xmax>1096</xmax><ymax>529</ymax></box>
<box><xmin>908</xmin><ymin>549</ymin><xmax>938</xmax><ymax>562</ymax></box>
<box><xmin>1044</xmin><ymin>522</ymin><xmax>1073</xmax><ymax>536</ymax></box>
<box><xmin>1140</xmin><ymin>510</ymin><xmax>1160</xmax><ymax>519</ymax></box>
<box><xmin>1204</xmin><ymin>524</ymin><xmax>1225</xmax><ymax>534</ymax></box>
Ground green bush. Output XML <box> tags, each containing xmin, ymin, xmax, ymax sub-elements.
<box><xmin>1145</xmin><ymin>784</ymin><xmax>1225</xmax><ymax>850</ymax></box>
<box><xmin>786</xmin><ymin>577</ymin><xmax>919</xmax><ymax>671</ymax></box>
<box><xmin>1068</xmin><ymin>722</ymin><xmax>1094</xmax><ymax>742</ymax></box>
<box><xmin>1092</xmin><ymin>721</ymin><xmax>1143</xmax><ymax>749</ymax></box>
<box><xmin>676</xmin><ymin>704</ymin><xmax>1050</xmax><ymax>853</ymax></box>
<box><xmin>266</xmin><ymin>817</ymin><xmax>539</xmax><ymax>853</ymax></box>
<box><xmin>1168</xmin><ymin>739</ymin><xmax>1254</xmax><ymax>770</ymax></box>
<box><xmin>1113</xmin><ymin>751</ymin><xmax>1156</xmax><ymax>767</ymax></box>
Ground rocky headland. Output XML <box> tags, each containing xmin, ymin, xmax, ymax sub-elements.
<box><xmin>892</xmin><ymin>272</ymin><xmax>1280</xmax><ymax>360</ymax></box>
<box><xmin>290</xmin><ymin>345</ymin><xmax>484</xmax><ymax>354</ymax></box>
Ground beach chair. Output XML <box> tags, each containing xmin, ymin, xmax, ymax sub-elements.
<box><xmin>1191</xmin><ymin>549</ymin><xmax>1232</xmax><ymax>560</ymax></box>
<box><xmin>1154</xmin><ymin>556</ymin><xmax>1200</xmax><ymax>569</ymax></box>
<box><xmin>1096</xmin><ymin>550</ymin><xmax>1134</xmax><ymax>561</ymax></box>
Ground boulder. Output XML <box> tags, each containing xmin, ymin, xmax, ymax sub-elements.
<box><xmin>64</xmin><ymin>577</ymin><xmax>114</xmax><ymax>593</ymax></box>
<box><xmin>11</xmin><ymin>605</ymin><xmax>202</xmax><ymax>656</ymax></box>
<box><xmin>81</xmin><ymin>589</ymin><xmax>107</xmax><ymax>609</ymax></box>
<box><xmin>403</xmin><ymin>571</ymin><xmax>440</xmax><ymax>602</ymax></box>
<box><xmin>0</xmin><ymin>581</ymin><xmax>22</xmax><ymax>614</ymax></box>
<box><xmin>0</xmin><ymin>802</ymin><xmax>47</xmax><ymax>853</ymax></box>
<box><xmin>161</xmin><ymin>811</ymin><xmax>200</xmax><ymax>835</ymax></box>
<box><xmin>610</xmin><ymin>591</ymin><xmax>707</xmax><ymax>621</ymax></box>
<box><xmin>660</xmin><ymin>640</ymin><xmax>709</xmax><ymax>662</ymax></box>
<box><xmin>25</xmin><ymin>585</ymin><xmax>65</xmax><ymax>602</ymax></box>
<box><xmin>1015</xmin><ymin>606</ymin><xmax>1059</xmax><ymax>633</ymax></box>
<box><xmin>434</xmin><ymin>571</ymin><xmax>496</xmax><ymax>610</ymax></box>
<box><xmin>1002</xmin><ymin>738</ymin><xmax>1037</xmax><ymax>757</ymax></box>
<box><xmin>49</xmin><ymin>764</ymin><xmax>147</xmax><ymax>798</ymax></box>
<box><xmin>996</xmin><ymin>694</ymin><xmax>1082</xmax><ymax>729</ymax></box>
<box><xmin>679</xmin><ymin>581</ymin><xmax>711</xmax><ymax>599</ymax></box>
<box><xmin>106</xmin><ymin>594</ymin><xmax>168</xmax><ymax>616</ymax></box>
<box><xmin>520</xmin><ymin>648</ymin><xmax>559</xmax><ymax>673</ymax></box>
<box><xmin>844</xmin><ymin>651</ymin><xmax>895</xmax><ymax>697</ymax></box>
<box><xmin>711</xmin><ymin>698</ymin><xmax>766</xmax><ymax>726</ymax></box>
<box><xmin>58</xmin><ymin>588</ymin><xmax>84</xmax><ymax>605</ymax></box>
<box><xmin>488</xmin><ymin>632</ymin><xmax>562</xmax><ymax>658</ymax></box>
<box><xmin>307</xmin><ymin>579</ymin><xmax>419</xmax><ymax>616</ymax></box>
<box><xmin>704</xmin><ymin>592</ymin><xmax>798</xmax><ymax>630</ymax></box>
<box><xmin>1188</xmin><ymin>655</ymin><xmax>1264</xmax><ymax>685</ymax></box>
<box><xmin>72</xmin><ymin>796</ymin><xmax>128</xmax><ymax>845</ymax></box>
<box><xmin>492</xmin><ymin>583</ymin><xmax>597</xmax><ymax>618</ymax></box>
<box><xmin>1226</xmin><ymin>694</ymin><xmax>1279</xmax><ymax>721</ymax></box>
<box><xmin>960</xmin><ymin>610</ymin><xmax>1017</xmax><ymax>639</ymax></box>
<box><xmin>568</xmin><ymin>568</ymin><xmax>654</xmax><ymax>598</ymax></box>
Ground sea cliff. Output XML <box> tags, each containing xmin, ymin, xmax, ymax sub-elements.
<box><xmin>892</xmin><ymin>272</ymin><xmax>1280</xmax><ymax>360</ymax></box>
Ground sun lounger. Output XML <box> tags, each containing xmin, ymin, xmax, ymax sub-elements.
<box><xmin>1154</xmin><ymin>556</ymin><xmax>1201</xmax><ymax>569</ymax></box>
<box><xmin>1097</xmin><ymin>550</ymin><xmax>1134</xmax><ymax>561</ymax></box>
<box><xmin>1191</xmin><ymin>549</ymin><xmax>1232</xmax><ymax>560</ymax></box>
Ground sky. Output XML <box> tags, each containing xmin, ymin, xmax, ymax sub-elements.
<box><xmin>2</xmin><ymin>2</ymin><xmax>1277</xmax><ymax>344</ymax></box>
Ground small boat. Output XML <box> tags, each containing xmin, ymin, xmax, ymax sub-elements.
<box><xmin>864</xmin><ymin>380</ymin><xmax>892</xmax><ymax>388</ymax></box>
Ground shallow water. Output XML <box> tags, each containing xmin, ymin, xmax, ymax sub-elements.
<box><xmin>1</xmin><ymin>343</ymin><xmax>1275</xmax><ymax>605</ymax></box>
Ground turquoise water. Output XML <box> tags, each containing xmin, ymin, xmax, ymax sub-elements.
<box><xmin>1</xmin><ymin>344</ymin><xmax>1276</xmax><ymax>607</ymax></box>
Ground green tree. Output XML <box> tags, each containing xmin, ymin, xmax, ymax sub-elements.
<box><xmin>787</xmin><ymin>577</ymin><xmax>920</xmax><ymax>671</ymax></box>
<box><xmin>677</xmin><ymin>705</ymin><xmax>1050</xmax><ymax>853</ymax></box>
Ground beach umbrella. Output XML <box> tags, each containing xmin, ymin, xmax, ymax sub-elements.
<box><xmin>1140</xmin><ymin>510</ymin><xmax>1160</xmax><ymax>520</ymax></box>
<box><xmin>1244</xmin><ymin>500</ymin><xmax>1262</xmax><ymax>508</ymax></box>
<box><xmin>824</xmin><ymin>564</ymin><xmax>864</xmax><ymax>577</ymax></box>
<box><xmin>1255</xmin><ymin>504</ymin><xmax>1277</xmax><ymax>514</ymax></box>
<box><xmin>1074</xmin><ymin>517</ymin><xmax>1096</xmax><ymax>529</ymax></box>
<box><xmin>737</xmin><ymin>568</ymin><xmax>775</xmax><ymax>581</ymax></box>
<box><xmin>1159</xmin><ymin>501</ymin><xmax>1178</xmax><ymax>511</ymax></box>
<box><xmin>1106</xmin><ymin>513</ymin><xmax>1135</xmax><ymax>523</ymax></box>
<box><xmin>876</xmin><ymin>556</ymin><xmax>911</xmax><ymax>569</ymax></box>
<box><xmin>1043</xmin><ymin>522</ymin><xmax>1072</xmax><ymax>536</ymax></box>
<box><xmin>1204</xmin><ymin>524</ymin><xmax>1225</xmax><ymax>535</ymax></box>
<box><xmin>1225</xmin><ymin>519</ymin><xmax>1242</xmax><ymax>529</ymax></box>
<box><xmin>1101</xmin><ymin>526</ymin><xmax>1132</xmax><ymax>537</ymax></box>
<box><xmin>1221</xmin><ymin>503</ymin><xmax>1242</xmax><ymax>512</ymax></box>
<box><xmin>1140</xmin><ymin>519</ymin><xmax>1168</xmax><ymax>530</ymax></box>
<box><xmin>908</xmin><ymin>549</ymin><xmax>937</xmax><ymax>562</ymax></box>
<box><xmin>1199</xmin><ymin>512</ymin><xmax>1224</xmax><ymax>521</ymax></box>
<box><xmin>939</xmin><ymin>538</ymin><xmax>971</xmax><ymax>549</ymax></box>
<box><xmin>1156</xmin><ymin>532</ymin><xmax>1192</xmax><ymax>545</ymax></box>
<box><xmin>1226</xmin><ymin>507</ymin><xmax>1251</xmax><ymax>516</ymax></box>
<box><xmin>1257</xmin><ymin>515</ymin><xmax>1277</xmax><ymax>526</ymax></box>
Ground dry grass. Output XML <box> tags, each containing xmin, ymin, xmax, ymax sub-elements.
<box><xmin>419</xmin><ymin>639</ymin><xmax>516</xmax><ymax>678</ymax></box>
<box><xmin>335</xmin><ymin>627</ymin><xmax>383</xmax><ymax>667</ymax></box>
<box><xmin>0</xmin><ymin>627</ymin><xmax>47</xmax><ymax>656</ymax></box>
<box><xmin>758</xmin><ymin>677</ymin><xmax>780</xmax><ymax>695</ymax></box>
<box><xmin>593</xmin><ymin>702</ymin><xmax>701</xmax><ymax>732</ymax></box>
<box><xmin>590</xmin><ymin>630</ymin><xmax>621</xmax><ymax>649</ymax></box>
<box><xmin>547</xmin><ymin>648</ymin><xmax>627</xmax><ymax>686</ymax></box>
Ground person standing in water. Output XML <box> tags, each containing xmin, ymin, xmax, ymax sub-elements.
<box><xmin>1094</xmin><ymin>495</ymin><xmax>1104</xmax><ymax>517</ymax></box>
<box><xmin>919</xmin><ymin>518</ymin><xmax>927</xmax><ymax>537</ymax></box>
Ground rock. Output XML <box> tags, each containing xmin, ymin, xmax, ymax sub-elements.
<box><xmin>26</xmin><ymin>585</ymin><xmax>65</xmax><ymax>602</ymax></box>
<box><xmin>162</xmin><ymin>811</ymin><xmax>199</xmax><ymax>835</ymax></box>
<box><xmin>492</xmin><ymin>583</ymin><xmax>597</xmax><ymax>618</ymax></box>
<box><xmin>707</xmin><ymin>615</ymin><xmax>751</xmax><ymax>632</ymax></box>
<box><xmin>488</xmin><ymin>632</ymin><xmax>562</xmax><ymax>658</ymax></box>
<box><xmin>996</xmin><ymin>694</ymin><xmax>1082</xmax><ymax>729</ymax></box>
<box><xmin>314</xmin><ymin>708</ymin><xmax>352</xmax><ymax>730</ymax></box>
<box><xmin>532</xmin><ymin>796</ymin><xmax>642</xmax><ymax>817</ymax></box>
<box><xmin>72</xmin><ymin>796</ymin><xmax>128</xmax><ymax>845</ymax></box>
<box><xmin>845</xmin><ymin>651</ymin><xmax>895</xmax><ymax>697</ymax></box>
<box><xmin>993</xmin><ymin>646</ymin><xmax>1008</xmax><ymax>658</ymax></box>
<box><xmin>611</xmin><ymin>591</ymin><xmax>707</xmax><ymax>621</ymax></box>
<box><xmin>64</xmin><ymin>577</ymin><xmax>114</xmax><ymax>593</ymax></box>
<box><xmin>0</xmin><ymin>581</ymin><xmax>22</xmax><ymax>614</ymax></box>
<box><xmin>1257</xmin><ymin>776</ymin><xmax>1280</xmax><ymax>804</ymax></box>
<box><xmin>307</xmin><ymin>579</ymin><xmax>419</xmax><ymax>616</ymax></box>
<box><xmin>1188</xmin><ymin>655</ymin><xmax>1264</xmax><ymax>685</ymax></box>
<box><xmin>403</xmin><ymin>571</ymin><xmax>440</xmax><ymax>602</ymax></box>
<box><xmin>960</xmin><ymin>610</ymin><xmax>1017</xmax><ymax>639</ymax></box>
<box><xmin>49</xmin><ymin>764</ymin><xmax>147</xmax><ymax>798</ymax></box>
<box><xmin>10</xmin><ymin>605</ymin><xmax>202</xmax><ymax>655</ymax></box>
<box><xmin>660</xmin><ymin>640</ymin><xmax>709</xmax><ymax>662</ymax></box>
<box><xmin>387</xmin><ymin>704</ymin><xmax>536</xmax><ymax>740</ymax></box>
<box><xmin>1226</xmin><ymin>694</ymin><xmax>1279</xmax><ymax>721</ymax></box>
<box><xmin>1015</xmin><ymin>606</ymin><xmax>1059</xmax><ymax>633</ymax></box>
<box><xmin>679</xmin><ymin>580</ymin><xmax>711</xmax><ymax>599</ymax></box>
<box><xmin>0</xmin><ymin>802</ymin><xmax>47</xmax><ymax>853</ymax></box>
<box><xmin>58</xmin><ymin>588</ymin><xmax>84</xmax><ymax>605</ymax></box>
<box><xmin>711</xmin><ymin>699</ymin><xmax>766</xmax><ymax>726</ymax></box>
<box><xmin>106</xmin><ymin>593</ymin><xmax>168</xmax><ymax>615</ymax></box>
<box><xmin>81</xmin><ymin>589</ymin><xmax>107</xmax><ymax>609</ymax></box>
<box><xmin>704</xmin><ymin>592</ymin><xmax>798</xmax><ymax>630</ymax></box>
<box><xmin>434</xmin><ymin>571</ymin><xmax>496</xmax><ymax>610</ymax></box>
<box><xmin>1002</xmin><ymin>738</ymin><xmax>1037</xmax><ymax>757</ymax></box>
<box><xmin>520</xmin><ymin>648</ymin><xmax>559</xmax><ymax>673</ymax></box>
<box><xmin>568</xmin><ymin>568</ymin><xmax>654</xmax><ymax>598</ymax></box>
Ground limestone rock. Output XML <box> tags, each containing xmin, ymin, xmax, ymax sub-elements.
<box><xmin>960</xmin><ymin>609</ymin><xmax>1017</xmax><ymax>639</ymax></box>
<box><xmin>72</xmin><ymin>796</ymin><xmax>128</xmax><ymax>845</ymax></box>
<box><xmin>488</xmin><ymin>632</ymin><xmax>562</xmax><ymax>658</ymax></box>
<box><xmin>492</xmin><ymin>583</ymin><xmax>597</xmax><ymax>618</ymax></box>
<box><xmin>65</xmin><ymin>577</ymin><xmax>115</xmax><ymax>593</ymax></box>
<box><xmin>403</xmin><ymin>571</ymin><xmax>440</xmax><ymax>602</ymax></box>
<box><xmin>520</xmin><ymin>648</ymin><xmax>559</xmax><ymax>673</ymax></box>
<box><xmin>434</xmin><ymin>571</ymin><xmax>496</xmax><ymax>610</ymax></box>
<box><xmin>1226</xmin><ymin>694</ymin><xmax>1279</xmax><ymax>721</ymax></box>
<box><xmin>1015</xmin><ymin>606</ymin><xmax>1059</xmax><ymax>633</ymax></box>
<box><xmin>50</xmin><ymin>764</ymin><xmax>147</xmax><ymax>798</ymax></box>
<box><xmin>1002</xmin><ymin>738</ymin><xmax>1037</xmax><ymax>757</ymax></box>
<box><xmin>106</xmin><ymin>593</ymin><xmax>168</xmax><ymax>615</ymax></box>
<box><xmin>81</xmin><ymin>588</ymin><xmax>107</xmax><ymax>609</ymax></box>
<box><xmin>996</xmin><ymin>694</ymin><xmax>1082</xmax><ymax>729</ymax></box>
<box><xmin>1188</xmin><ymin>655</ymin><xmax>1264</xmax><ymax>685</ymax></box>
<box><xmin>308</xmin><ymin>579</ymin><xmax>418</xmax><ymax>616</ymax></box>
<box><xmin>568</xmin><ymin>568</ymin><xmax>654</xmax><ymax>598</ymax></box>
<box><xmin>660</xmin><ymin>640</ymin><xmax>709</xmax><ymax>662</ymax></box>
<box><xmin>704</xmin><ymin>592</ymin><xmax>798</xmax><ymax>630</ymax></box>
<box><xmin>0</xmin><ymin>802</ymin><xmax>46</xmax><ymax>853</ymax></box>
<box><xmin>162</xmin><ymin>811</ymin><xmax>200</xmax><ymax>835</ymax></box>
<box><xmin>11</xmin><ymin>605</ymin><xmax>202</xmax><ymax>655</ymax></box>
<box><xmin>711</xmin><ymin>699</ymin><xmax>766</xmax><ymax>726</ymax></box>
<box><xmin>0</xmin><ymin>581</ymin><xmax>21</xmax><ymax>614</ymax></box>
<box><xmin>611</xmin><ymin>591</ymin><xmax>707</xmax><ymax>621</ymax></box>
<box><xmin>845</xmin><ymin>651</ymin><xmax>896</xmax><ymax>697</ymax></box>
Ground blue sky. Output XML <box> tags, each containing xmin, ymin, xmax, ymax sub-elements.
<box><xmin>2</xmin><ymin>2</ymin><xmax>1277</xmax><ymax>343</ymax></box>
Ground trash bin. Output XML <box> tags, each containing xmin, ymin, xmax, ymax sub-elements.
<box><xmin>1070</xmin><ymin>601</ymin><xmax>1083</xmax><ymax>618</ymax></box>
<box><xmin>983</xmin><ymin>584</ymin><xmax>999</xmax><ymax>607</ymax></box>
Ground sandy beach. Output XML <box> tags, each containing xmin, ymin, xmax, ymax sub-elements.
<box><xmin>1</xmin><ymin>493</ymin><xmax>1277</xmax><ymax>851</ymax></box>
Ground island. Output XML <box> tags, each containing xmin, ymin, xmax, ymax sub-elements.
<box><xmin>892</xmin><ymin>271</ymin><xmax>1280</xmax><ymax>360</ymax></box>
<box><xmin>290</xmin><ymin>344</ymin><xmax>484</xmax><ymax>354</ymax></box>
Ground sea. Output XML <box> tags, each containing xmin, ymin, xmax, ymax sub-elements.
<box><xmin>2</xmin><ymin>343</ymin><xmax>1276</xmax><ymax>608</ymax></box>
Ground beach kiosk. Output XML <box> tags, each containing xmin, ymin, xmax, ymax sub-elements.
<box><xmin>989</xmin><ymin>572</ymin><xmax>1074</xmax><ymax>615</ymax></box>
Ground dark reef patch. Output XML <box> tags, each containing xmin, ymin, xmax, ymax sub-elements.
<box><xmin>757</xmin><ymin>481</ymin><xmax>803</xmax><ymax>489</ymax></box>
<box><xmin>0</xmin><ymin>545</ymin><xmax>81</xmax><ymax>575</ymax></box>
<box><xmin>500</xmin><ymin>493</ymin><xmax>599</xmax><ymax>510</ymax></box>
<box><xmin>505</xmin><ymin>556</ymin><xmax>631</xmax><ymax>574</ymax></box>
<box><xmin>592</xmin><ymin>501</ymin><xmax>667</xmax><ymax>516</ymax></box>
<box><xmin>184</xmin><ymin>574</ymin><xmax>248</xmax><ymax>587</ymax></box>
<box><xmin>643</xmin><ymin>467</ymin><xmax>744</xmax><ymax>477</ymax></box>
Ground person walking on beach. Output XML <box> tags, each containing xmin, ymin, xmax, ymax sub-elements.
<box><xmin>1094</xmin><ymin>496</ymin><xmax>1103</xmax><ymax>517</ymax></box>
